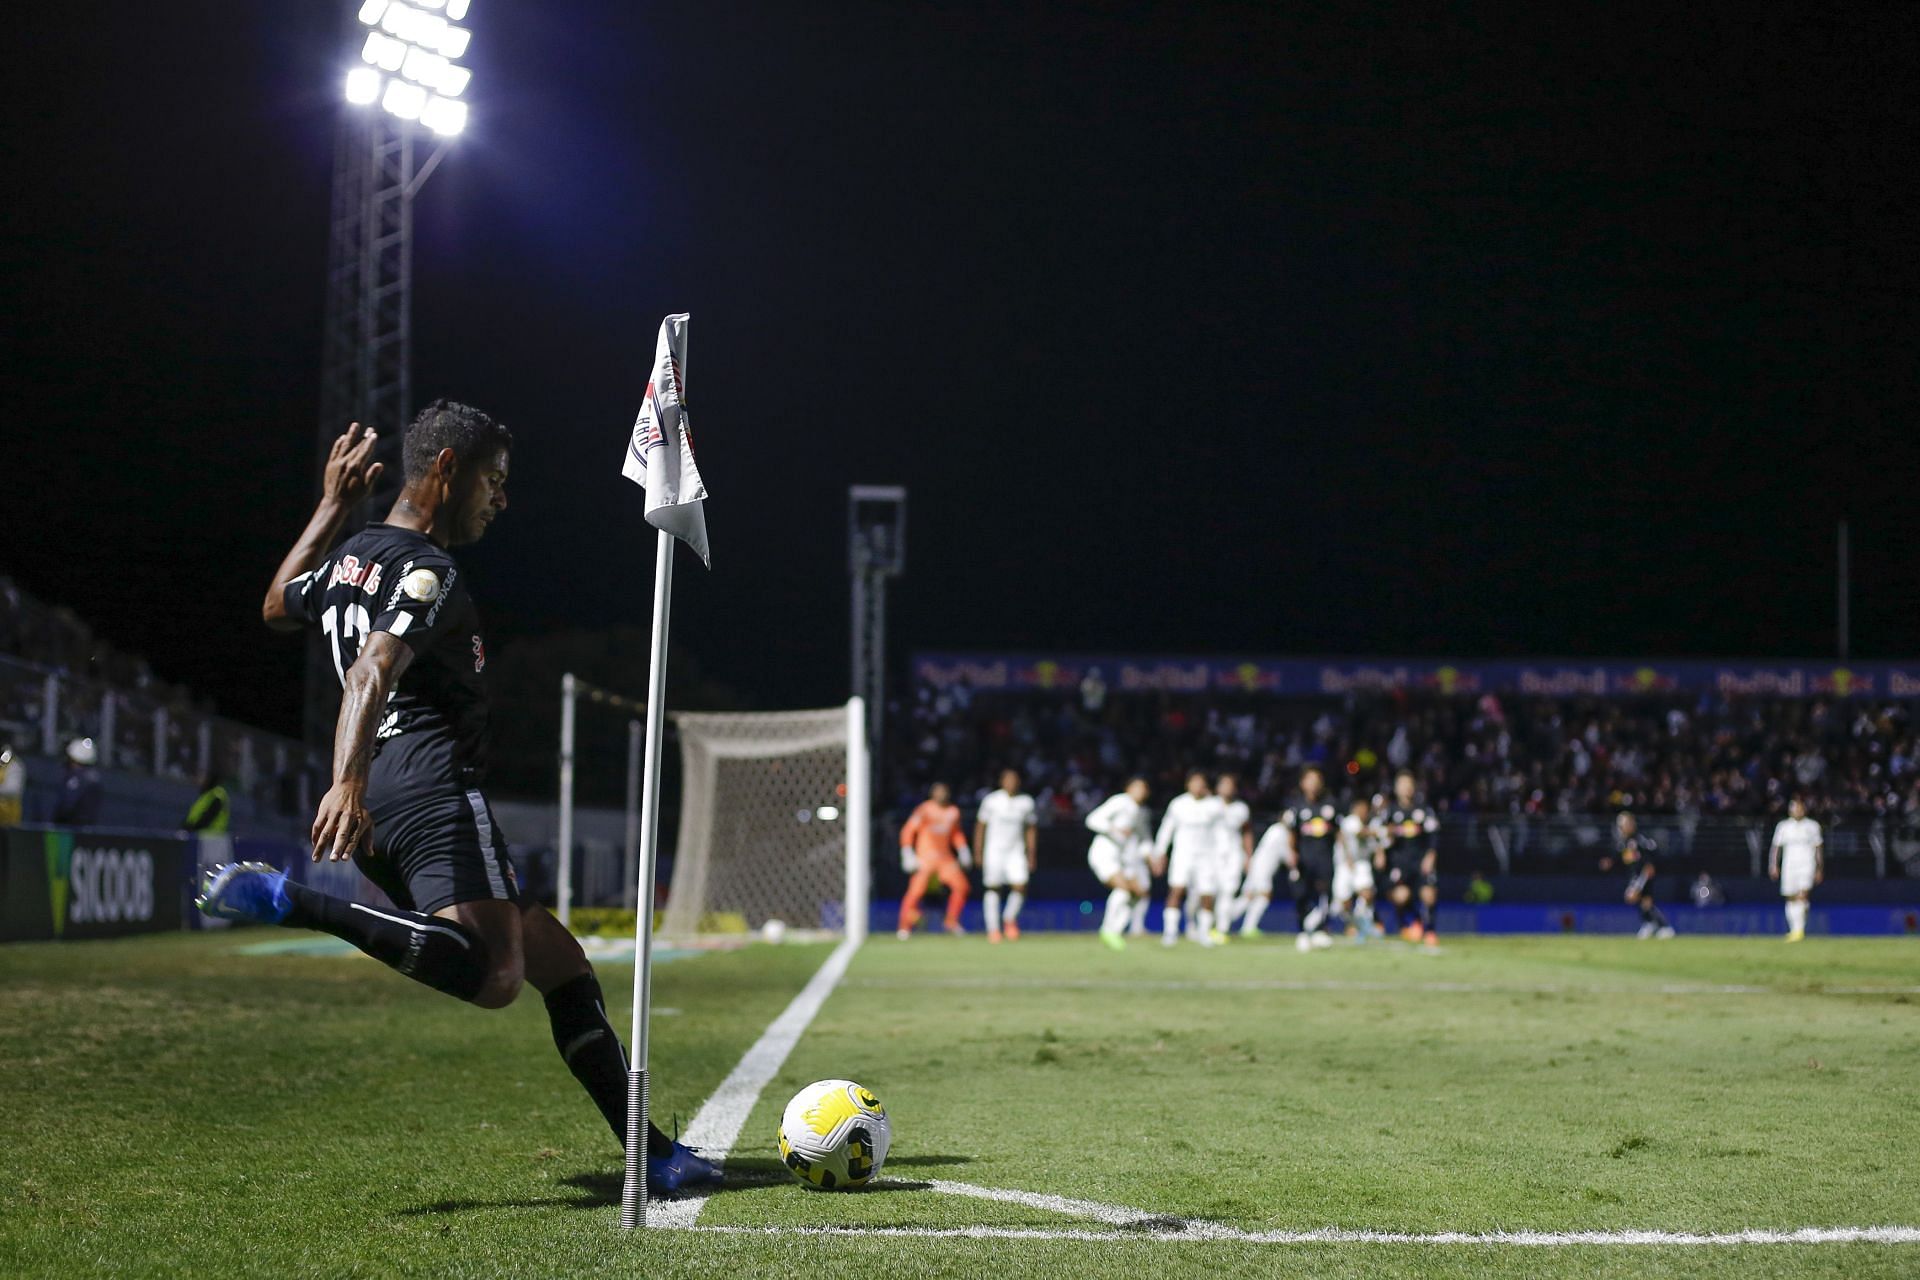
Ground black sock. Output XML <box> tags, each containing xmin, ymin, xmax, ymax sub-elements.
<box><xmin>1417</xmin><ymin>896</ymin><xmax>1435</xmax><ymax>932</ymax></box>
<box><xmin>282</xmin><ymin>882</ymin><xmax>490</xmax><ymax>1001</ymax></box>
<box><xmin>1293</xmin><ymin>888</ymin><xmax>1315</xmax><ymax>933</ymax></box>
<box><xmin>1644</xmin><ymin>900</ymin><xmax>1670</xmax><ymax>928</ymax></box>
<box><xmin>544</xmin><ymin>972</ymin><xmax>673</xmax><ymax>1159</ymax></box>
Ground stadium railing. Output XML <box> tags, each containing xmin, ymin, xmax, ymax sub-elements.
<box><xmin>0</xmin><ymin>652</ymin><xmax>323</xmax><ymax>835</ymax></box>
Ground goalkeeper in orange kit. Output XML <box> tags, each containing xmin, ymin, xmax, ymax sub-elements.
<box><xmin>895</xmin><ymin>781</ymin><xmax>973</xmax><ymax>940</ymax></box>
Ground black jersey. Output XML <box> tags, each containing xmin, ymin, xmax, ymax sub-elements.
<box><xmin>1614</xmin><ymin>828</ymin><xmax>1657</xmax><ymax>871</ymax></box>
<box><xmin>1380</xmin><ymin>800</ymin><xmax>1440</xmax><ymax>860</ymax></box>
<box><xmin>1281</xmin><ymin>797</ymin><xmax>1342</xmax><ymax>860</ymax></box>
<box><xmin>284</xmin><ymin>523</ymin><xmax>490</xmax><ymax>800</ymax></box>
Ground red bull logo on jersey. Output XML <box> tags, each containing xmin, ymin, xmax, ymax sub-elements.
<box><xmin>327</xmin><ymin>555</ymin><xmax>384</xmax><ymax>597</ymax></box>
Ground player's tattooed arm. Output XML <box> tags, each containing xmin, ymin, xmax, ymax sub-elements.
<box><xmin>263</xmin><ymin>424</ymin><xmax>384</xmax><ymax>631</ymax></box>
<box><xmin>311</xmin><ymin>631</ymin><xmax>414</xmax><ymax>862</ymax></box>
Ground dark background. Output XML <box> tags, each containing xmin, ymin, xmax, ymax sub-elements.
<box><xmin>5</xmin><ymin>1</ymin><xmax>1916</xmax><ymax>747</ymax></box>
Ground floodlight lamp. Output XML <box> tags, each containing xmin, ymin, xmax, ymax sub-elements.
<box><xmin>437</xmin><ymin>25</ymin><xmax>471</xmax><ymax>58</ymax></box>
<box><xmin>360</xmin><ymin>31</ymin><xmax>404</xmax><ymax>71</ymax></box>
<box><xmin>445</xmin><ymin>0</ymin><xmax>470</xmax><ymax>19</ymax></box>
<box><xmin>382</xmin><ymin>78</ymin><xmax>427</xmax><ymax>120</ymax></box>
<box><xmin>415</xmin><ymin>0</ymin><xmax>446</xmax><ymax>8</ymax></box>
<box><xmin>437</xmin><ymin>65</ymin><xmax>471</xmax><ymax>97</ymax></box>
<box><xmin>420</xmin><ymin>96</ymin><xmax>468</xmax><ymax>136</ymax></box>
<box><xmin>401</xmin><ymin>45</ymin><xmax>449</xmax><ymax>88</ymax></box>
<box><xmin>357</xmin><ymin>0</ymin><xmax>388</xmax><ymax>25</ymax></box>
<box><xmin>345</xmin><ymin>67</ymin><xmax>383</xmax><ymax>105</ymax></box>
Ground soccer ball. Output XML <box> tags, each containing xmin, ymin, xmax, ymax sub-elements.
<box><xmin>776</xmin><ymin>1079</ymin><xmax>891</xmax><ymax>1190</ymax></box>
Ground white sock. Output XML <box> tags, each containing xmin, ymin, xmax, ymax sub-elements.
<box><xmin>1196</xmin><ymin>907</ymin><xmax>1214</xmax><ymax>937</ymax></box>
<box><xmin>1217</xmin><ymin>897</ymin><xmax>1239</xmax><ymax>931</ymax></box>
<box><xmin>1240</xmin><ymin>893</ymin><xmax>1269</xmax><ymax>934</ymax></box>
<box><xmin>1304</xmin><ymin>903</ymin><xmax>1327</xmax><ymax>933</ymax></box>
<box><xmin>1004</xmin><ymin>890</ymin><xmax>1024</xmax><ymax>926</ymax></box>
<box><xmin>1101</xmin><ymin>889</ymin><xmax>1131</xmax><ymax>934</ymax></box>
<box><xmin>984</xmin><ymin>890</ymin><xmax>1002</xmax><ymax>935</ymax></box>
<box><xmin>1162</xmin><ymin>902</ymin><xmax>1181</xmax><ymax>939</ymax></box>
<box><xmin>1128</xmin><ymin>899</ymin><xmax>1149</xmax><ymax>935</ymax></box>
<box><xmin>1787</xmin><ymin>899</ymin><xmax>1807</xmax><ymax>933</ymax></box>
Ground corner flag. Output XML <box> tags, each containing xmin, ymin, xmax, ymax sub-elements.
<box><xmin>621</xmin><ymin>313</ymin><xmax>710</xmax><ymax>566</ymax></box>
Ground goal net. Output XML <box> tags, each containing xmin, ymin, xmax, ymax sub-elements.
<box><xmin>659</xmin><ymin>701</ymin><xmax>870</xmax><ymax>941</ymax></box>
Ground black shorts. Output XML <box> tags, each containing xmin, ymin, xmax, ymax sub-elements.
<box><xmin>362</xmin><ymin>787</ymin><xmax>524</xmax><ymax>916</ymax></box>
<box><xmin>1295</xmin><ymin>850</ymin><xmax>1334</xmax><ymax>892</ymax></box>
<box><xmin>1390</xmin><ymin>853</ymin><xmax>1436</xmax><ymax>890</ymax></box>
<box><xmin>1625</xmin><ymin>869</ymin><xmax>1653</xmax><ymax>900</ymax></box>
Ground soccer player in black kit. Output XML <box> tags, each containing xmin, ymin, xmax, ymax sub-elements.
<box><xmin>1602</xmin><ymin>810</ymin><xmax>1674</xmax><ymax>939</ymax></box>
<box><xmin>1378</xmin><ymin>769</ymin><xmax>1441</xmax><ymax>946</ymax></box>
<box><xmin>1282</xmin><ymin>765</ymin><xmax>1341</xmax><ymax>952</ymax></box>
<box><xmin>195</xmin><ymin>406</ymin><xmax>719</xmax><ymax>1193</ymax></box>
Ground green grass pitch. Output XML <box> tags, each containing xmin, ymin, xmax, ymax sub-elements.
<box><xmin>2</xmin><ymin>929</ymin><xmax>1916</xmax><ymax>1278</ymax></box>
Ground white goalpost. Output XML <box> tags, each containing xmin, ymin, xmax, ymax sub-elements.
<box><xmin>658</xmin><ymin>698</ymin><xmax>870</xmax><ymax>943</ymax></box>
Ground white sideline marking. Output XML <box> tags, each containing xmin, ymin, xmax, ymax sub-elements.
<box><xmin>676</xmin><ymin>1172</ymin><xmax>1920</xmax><ymax>1246</ymax></box>
<box><xmin>687</xmin><ymin>1224</ymin><xmax>1920</xmax><ymax>1246</ymax></box>
<box><xmin>650</xmin><ymin>936</ymin><xmax>860</xmax><ymax>1228</ymax></box>
<box><xmin>847</xmin><ymin>976</ymin><xmax>1920</xmax><ymax>997</ymax></box>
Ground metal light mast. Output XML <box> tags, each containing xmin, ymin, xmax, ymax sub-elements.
<box><xmin>306</xmin><ymin>0</ymin><xmax>475</xmax><ymax>743</ymax></box>
<box><xmin>849</xmin><ymin>486</ymin><xmax>907</xmax><ymax>765</ymax></box>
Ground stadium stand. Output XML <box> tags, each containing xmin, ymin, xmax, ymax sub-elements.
<box><xmin>0</xmin><ymin>575</ymin><xmax>320</xmax><ymax>836</ymax></box>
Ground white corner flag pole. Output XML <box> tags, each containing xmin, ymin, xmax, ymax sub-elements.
<box><xmin>615</xmin><ymin>312</ymin><xmax>706</xmax><ymax>1230</ymax></box>
<box><xmin>619</xmin><ymin>528</ymin><xmax>674</xmax><ymax>1228</ymax></box>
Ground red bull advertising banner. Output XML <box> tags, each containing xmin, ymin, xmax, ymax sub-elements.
<box><xmin>911</xmin><ymin>653</ymin><xmax>1920</xmax><ymax>698</ymax></box>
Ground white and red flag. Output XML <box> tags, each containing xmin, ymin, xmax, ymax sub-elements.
<box><xmin>621</xmin><ymin>313</ymin><xmax>709</xmax><ymax>566</ymax></box>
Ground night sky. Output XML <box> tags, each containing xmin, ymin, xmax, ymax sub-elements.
<box><xmin>5</xmin><ymin>2</ymin><xmax>1916</xmax><ymax>738</ymax></box>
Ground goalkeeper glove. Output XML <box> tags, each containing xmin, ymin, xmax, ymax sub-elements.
<box><xmin>957</xmin><ymin>846</ymin><xmax>974</xmax><ymax>871</ymax></box>
<box><xmin>899</xmin><ymin>847</ymin><xmax>918</xmax><ymax>874</ymax></box>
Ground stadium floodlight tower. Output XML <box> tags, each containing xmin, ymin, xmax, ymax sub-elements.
<box><xmin>306</xmin><ymin>0</ymin><xmax>476</xmax><ymax>743</ymax></box>
<box><xmin>849</xmin><ymin>486</ymin><xmax>907</xmax><ymax>763</ymax></box>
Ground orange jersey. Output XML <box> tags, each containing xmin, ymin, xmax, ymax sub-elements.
<box><xmin>900</xmin><ymin>801</ymin><xmax>968</xmax><ymax>862</ymax></box>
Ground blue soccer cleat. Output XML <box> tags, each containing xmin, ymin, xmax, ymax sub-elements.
<box><xmin>647</xmin><ymin>1141</ymin><xmax>722</xmax><ymax>1195</ymax></box>
<box><xmin>195</xmin><ymin>861</ymin><xmax>294</xmax><ymax>925</ymax></box>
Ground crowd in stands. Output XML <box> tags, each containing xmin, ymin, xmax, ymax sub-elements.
<box><xmin>897</xmin><ymin>682</ymin><xmax>1920</xmax><ymax>825</ymax></box>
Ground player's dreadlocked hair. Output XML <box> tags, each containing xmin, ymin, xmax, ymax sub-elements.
<box><xmin>402</xmin><ymin>399</ymin><xmax>514</xmax><ymax>484</ymax></box>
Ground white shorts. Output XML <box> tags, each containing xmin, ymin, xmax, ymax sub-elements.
<box><xmin>1243</xmin><ymin>844</ymin><xmax>1287</xmax><ymax>896</ymax></box>
<box><xmin>1780</xmin><ymin>853</ymin><xmax>1816</xmax><ymax>898</ymax></box>
<box><xmin>984</xmin><ymin>846</ymin><xmax>1029</xmax><ymax>889</ymax></box>
<box><xmin>1213</xmin><ymin>850</ymin><xmax>1244</xmax><ymax>901</ymax></box>
<box><xmin>1088</xmin><ymin>838</ymin><xmax>1131</xmax><ymax>885</ymax></box>
<box><xmin>1167</xmin><ymin>845</ymin><xmax>1220</xmax><ymax>896</ymax></box>
<box><xmin>1332</xmin><ymin>860</ymin><xmax>1375</xmax><ymax>903</ymax></box>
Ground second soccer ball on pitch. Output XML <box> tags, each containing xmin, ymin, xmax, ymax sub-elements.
<box><xmin>776</xmin><ymin>1079</ymin><xmax>891</xmax><ymax>1190</ymax></box>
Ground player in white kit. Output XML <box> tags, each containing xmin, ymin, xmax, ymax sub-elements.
<box><xmin>1333</xmin><ymin>796</ymin><xmax>1382</xmax><ymax>940</ymax></box>
<box><xmin>1238</xmin><ymin>817</ymin><xmax>1291</xmax><ymax>936</ymax></box>
<box><xmin>1768</xmin><ymin>796</ymin><xmax>1823</xmax><ymax>942</ymax></box>
<box><xmin>1086</xmin><ymin>777</ymin><xmax>1152</xmax><ymax>951</ymax></box>
<box><xmin>974</xmin><ymin>769</ymin><xmax>1037</xmax><ymax>943</ymax></box>
<box><xmin>1210</xmin><ymin>774</ymin><xmax>1253</xmax><ymax>941</ymax></box>
<box><xmin>1154</xmin><ymin>771</ymin><xmax>1224</xmax><ymax>947</ymax></box>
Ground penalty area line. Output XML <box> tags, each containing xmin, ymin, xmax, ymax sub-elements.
<box><xmin>682</xmin><ymin>1224</ymin><xmax>1920</xmax><ymax>1247</ymax></box>
<box><xmin>648</xmin><ymin>936</ymin><xmax>861</xmax><ymax>1228</ymax></box>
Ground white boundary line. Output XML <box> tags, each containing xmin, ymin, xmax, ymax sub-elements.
<box><xmin>674</xmin><ymin>1171</ymin><xmax>1920</xmax><ymax>1246</ymax></box>
<box><xmin>651</xmin><ymin>936</ymin><xmax>860</xmax><ymax>1228</ymax></box>
<box><xmin>686</xmin><ymin>1223</ymin><xmax>1920</xmax><ymax>1246</ymax></box>
<box><xmin>845</xmin><ymin>976</ymin><xmax>1920</xmax><ymax>996</ymax></box>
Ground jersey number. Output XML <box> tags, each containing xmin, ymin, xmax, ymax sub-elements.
<box><xmin>320</xmin><ymin>604</ymin><xmax>372</xmax><ymax>685</ymax></box>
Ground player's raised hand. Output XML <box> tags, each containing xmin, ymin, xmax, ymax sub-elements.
<box><xmin>311</xmin><ymin>780</ymin><xmax>374</xmax><ymax>862</ymax></box>
<box><xmin>322</xmin><ymin>423</ymin><xmax>384</xmax><ymax>508</ymax></box>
